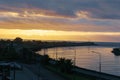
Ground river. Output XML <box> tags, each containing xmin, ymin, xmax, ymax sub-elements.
<box><xmin>37</xmin><ymin>46</ymin><xmax>120</xmax><ymax>76</ymax></box>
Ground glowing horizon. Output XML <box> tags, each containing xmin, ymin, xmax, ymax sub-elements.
<box><xmin>0</xmin><ymin>0</ymin><xmax>120</xmax><ymax>42</ymax></box>
<box><xmin>0</xmin><ymin>29</ymin><xmax>120</xmax><ymax>42</ymax></box>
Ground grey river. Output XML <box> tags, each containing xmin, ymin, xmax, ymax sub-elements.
<box><xmin>37</xmin><ymin>46</ymin><xmax>120</xmax><ymax>76</ymax></box>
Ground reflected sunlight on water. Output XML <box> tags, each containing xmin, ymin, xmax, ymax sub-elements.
<box><xmin>38</xmin><ymin>46</ymin><xmax>120</xmax><ymax>76</ymax></box>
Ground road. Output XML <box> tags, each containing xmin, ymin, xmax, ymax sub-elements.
<box><xmin>73</xmin><ymin>67</ymin><xmax>120</xmax><ymax>80</ymax></box>
<box><xmin>23</xmin><ymin>63</ymin><xmax>66</xmax><ymax>80</ymax></box>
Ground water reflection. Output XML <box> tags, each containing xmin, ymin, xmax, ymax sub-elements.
<box><xmin>37</xmin><ymin>46</ymin><xmax>120</xmax><ymax>76</ymax></box>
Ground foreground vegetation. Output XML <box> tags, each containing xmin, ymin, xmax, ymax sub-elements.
<box><xmin>40</xmin><ymin>54</ymin><xmax>96</xmax><ymax>80</ymax></box>
<box><xmin>0</xmin><ymin>37</ymin><xmax>97</xmax><ymax>80</ymax></box>
<box><xmin>0</xmin><ymin>37</ymin><xmax>95</xmax><ymax>62</ymax></box>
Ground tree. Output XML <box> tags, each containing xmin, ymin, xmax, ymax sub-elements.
<box><xmin>21</xmin><ymin>47</ymin><xmax>33</xmax><ymax>63</ymax></box>
<box><xmin>0</xmin><ymin>44</ymin><xmax>19</xmax><ymax>61</ymax></box>
<box><xmin>57</xmin><ymin>58</ymin><xmax>73</xmax><ymax>73</ymax></box>
<box><xmin>13</xmin><ymin>37</ymin><xmax>23</xmax><ymax>44</ymax></box>
<box><xmin>41</xmin><ymin>55</ymin><xmax>50</xmax><ymax>65</ymax></box>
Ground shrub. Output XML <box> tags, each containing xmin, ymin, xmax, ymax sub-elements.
<box><xmin>41</xmin><ymin>54</ymin><xmax>50</xmax><ymax>65</ymax></box>
<box><xmin>57</xmin><ymin>58</ymin><xmax>73</xmax><ymax>73</ymax></box>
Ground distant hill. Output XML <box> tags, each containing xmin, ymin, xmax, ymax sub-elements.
<box><xmin>95</xmin><ymin>42</ymin><xmax>120</xmax><ymax>47</ymax></box>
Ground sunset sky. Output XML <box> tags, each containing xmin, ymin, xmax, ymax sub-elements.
<box><xmin>0</xmin><ymin>0</ymin><xmax>120</xmax><ymax>42</ymax></box>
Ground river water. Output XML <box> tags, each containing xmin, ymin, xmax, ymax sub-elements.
<box><xmin>37</xmin><ymin>46</ymin><xmax>120</xmax><ymax>76</ymax></box>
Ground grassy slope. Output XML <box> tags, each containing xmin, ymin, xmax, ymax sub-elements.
<box><xmin>46</xmin><ymin>65</ymin><xmax>95</xmax><ymax>80</ymax></box>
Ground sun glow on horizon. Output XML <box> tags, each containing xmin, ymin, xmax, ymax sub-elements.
<box><xmin>0</xmin><ymin>29</ymin><xmax>120</xmax><ymax>42</ymax></box>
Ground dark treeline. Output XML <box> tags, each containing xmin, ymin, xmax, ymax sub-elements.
<box><xmin>0</xmin><ymin>37</ymin><xmax>96</xmax><ymax>62</ymax></box>
<box><xmin>0</xmin><ymin>37</ymin><xmax>96</xmax><ymax>51</ymax></box>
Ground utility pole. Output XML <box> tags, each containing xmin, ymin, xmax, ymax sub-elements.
<box><xmin>73</xmin><ymin>48</ymin><xmax>76</xmax><ymax>80</ymax></box>
<box><xmin>74</xmin><ymin>48</ymin><xmax>76</xmax><ymax>67</ymax></box>
<box><xmin>91</xmin><ymin>51</ymin><xmax>102</xmax><ymax>80</ymax></box>
<box><xmin>43</xmin><ymin>48</ymin><xmax>46</xmax><ymax>55</ymax></box>
<box><xmin>55</xmin><ymin>48</ymin><xmax>58</xmax><ymax>60</ymax></box>
<box><xmin>13</xmin><ymin>63</ymin><xmax>16</xmax><ymax>80</ymax></box>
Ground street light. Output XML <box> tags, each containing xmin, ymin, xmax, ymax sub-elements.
<box><xmin>63</xmin><ymin>47</ymin><xmax>77</xmax><ymax>80</ymax></box>
<box><xmin>72</xmin><ymin>48</ymin><xmax>77</xmax><ymax>80</ymax></box>
<box><xmin>74</xmin><ymin>48</ymin><xmax>76</xmax><ymax>67</ymax></box>
<box><xmin>55</xmin><ymin>48</ymin><xmax>58</xmax><ymax>60</ymax></box>
<box><xmin>65</xmin><ymin>47</ymin><xmax>76</xmax><ymax>66</ymax></box>
<box><xmin>91</xmin><ymin>51</ymin><xmax>102</xmax><ymax>80</ymax></box>
<box><xmin>91</xmin><ymin>51</ymin><xmax>101</xmax><ymax>72</ymax></box>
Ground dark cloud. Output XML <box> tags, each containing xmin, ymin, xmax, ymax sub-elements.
<box><xmin>0</xmin><ymin>0</ymin><xmax>120</xmax><ymax>19</ymax></box>
<box><xmin>0</xmin><ymin>0</ymin><xmax>120</xmax><ymax>33</ymax></box>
